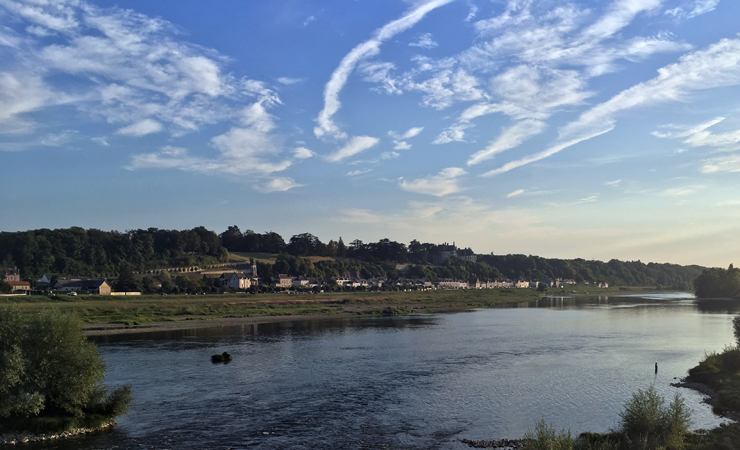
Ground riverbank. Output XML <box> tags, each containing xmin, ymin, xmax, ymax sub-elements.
<box><xmin>0</xmin><ymin>286</ymin><xmax>665</xmax><ymax>336</ymax></box>
<box><xmin>0</xmin><ymin>419</ymin><xmax>115</xmax><ymax>446</ymax></box>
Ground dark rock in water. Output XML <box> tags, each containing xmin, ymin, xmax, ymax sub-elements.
<box><xmin>211</xmin><ymin>352</ymin><xmax>233</xmax><ymax>363</ymax></box>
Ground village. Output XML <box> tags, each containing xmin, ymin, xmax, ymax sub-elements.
<box><xmin>2</xmin><ymin>262</ymin><xmax>609</xmax><ymax>296</ymax></box>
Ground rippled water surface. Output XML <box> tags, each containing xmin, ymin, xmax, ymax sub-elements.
<box><xmin>28</xmin><ymin>293</ymin><xmax>740</xmax><ymax>449</ymax></box>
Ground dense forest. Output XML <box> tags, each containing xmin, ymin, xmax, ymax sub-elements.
<box><xmin>221</xmin><ymin>226</ymin><xmax>703</xmax><ymax>289</ymax></box>
<box><xmin>0</xmin><ymin>227</ymin><xmax>227</xmax><ymax>280</ymax></box>
<box><xmin>694</xmin><ymin>264</ymin><xmax>740</xmax><ymax>298</ymax></box>
<box><xmin>0</xmin><ymin>226</ymin><xmax>705</xmax><ymax>290</ymax></box>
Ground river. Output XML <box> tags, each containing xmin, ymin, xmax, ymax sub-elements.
<box><xmin>26</xmin><ymin>293</ymin><xmax>740</xmax><ymax>449</ymax></box>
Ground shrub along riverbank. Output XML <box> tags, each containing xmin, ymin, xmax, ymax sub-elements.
<box><xmin>0</xmin><ymin>307</ymin><xmax>131</xmax><ymax>440</ymax></box>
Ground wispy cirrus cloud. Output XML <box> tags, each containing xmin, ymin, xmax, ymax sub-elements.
<box><xmin>0</xmin><ymin>0</ymin><xmax>279</xmax><ymax>142</ymax></box>
<box><xmin>399</xmin><ymin>167</ymin><xmax>466</xmax><ymax>196</ymax></box>
<box><xmin>653</xmin><ymin>117</ymin><xmax>740</xmax><ymax>151</ymax></box>
<box><xmin>347</xmin><ymin>169</ymin><xmax>371</xmax><ymax>177</ymax></box>
<box><xmin>325</xmin><ymin>136</ymin><xmax>380</xmax><ymax>163</ymax></box>
<box><xmin>701</xmin><ymin>154</ymin><xmax>740</xmax><ymax>174</ymax></box>
<box><xmin>666</xmin><ymin>0</ymin><xmax>720</xmax><ymax>21</ymax></box>
<box><xmin>409</xmin><ymin>32</ymin><xmax>438</xmax><ymax>49</ymax></box>
<box><xmin>313</xmin><ymin>0</ymin><xmax>454</xmax><ymax>140</ymax></box>
<box><xmin>468</xmin><ymin>119</ymin><xmax>546</xmax><ymax>166</ymax></box>
<box><xmin>485</xmin><ymin>36</ymin><xmax>740</xmax><ymax>176</ymax></box>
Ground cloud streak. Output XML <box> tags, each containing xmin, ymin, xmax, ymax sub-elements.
<box><xmin>326</xmin><ymin>136</ymin><xmax>380</xmax><ymax>162</ymax></box>
<box><xmin>399</xmin><ymin>167</ymin><xmax>466</xmax><ymax>196</ymax></box>
<box><xmin>313</xmin><ymin>0</ymin><xmax>454</xmax><ymax>140</ymax></box>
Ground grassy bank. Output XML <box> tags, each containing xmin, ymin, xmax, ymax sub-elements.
<box><xmin>0</xmin><ymin>286</ymin><xmax>666</xmax><ymax>334</ymax></box>
<box><xmin>0</xmin><ymin>288</ymin><xmax>547</xmax><ymax>328</ymax></box>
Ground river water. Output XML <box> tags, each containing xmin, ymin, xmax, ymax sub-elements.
<box><xmin>26</xmin><ymin>293</ymin><xmax>740</xmax><ymax>449</ymax></box>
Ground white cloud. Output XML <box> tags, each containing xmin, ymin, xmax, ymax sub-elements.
<box><xmin>389</xmin><ymin>126</ymin><xmax>424</xmax><ymax>150</ymax></box>
<box><xmin>129</xmin><ymin>94</ymin><xmax>293</xmax><ymax>176</ymax></box>
<box><xmin>605</xmin><ymin>179</ymin><xmax>622</xmax><ymax>187</ymax></box>
<box><xmin>409</xmin><ymin>33</ymin><xmax>438</xmax><ymax>49</ymax></box>
<box><xmin>360</xmin><ymin>61</ymin><xmax>402</xmax><ymax>95</ymax></box>
<box><xmin>482</xmin><ymin>128</ymin><xmax>612</xmax><ymax>176</ymax></box>
<box><xmin>399</xmin><ymin>167</ymin><xmax>466</xmax><ymax>196</ymax></box>
<box><xmin>260</xmin><ymin>178</ymin><xmax>303</xmax><ymax>192</ymax></box>
<box><xmin>39</xmin><ymin>130</ymin><xmax>77</xmax><ymax>146</ymax></box>
<box><xmin>303</xmin><ymin>15</ymin><xmax>316</xmax><ymax>27</ymax></box>
<box><xmin>468</xmin><ymin>119</ymin><xmax>546</xmax><ymax>166</ymax></box>
<box><xmin>115</xmin><ymin>119</ymin><xmax>163</xmax><ymax>136</ymax></box>
<box><xmin>0</xmin><ymin>72</ymin><xmax>64</xmax><ymax>132</ymax></box>
<box><xmin>653</xmin><ymin>117</ymin><xmax>740</xmax><ymax>151</ymax></box>
<box><xmin>507</xmin><ymin>189</ymin><xmax>525</xmax><ymax>198</ymax></box>
<box><xmin>277</xmin><ymin>77</ymin><xmax>306</xmax><ymax>85</ymax></box>
<box><xmin>326</xmin><ymin>135</ymin><xmax>380</xmax><ymax>162</ymax></box>
<box><xmin>577</xmin><ymin>195</ymin><xmax>599</xmax><ymax>203</ymax></box>
<box><xmin>661</xmin><ymin>185</ymin><xmax>704</xmax><ymax>196</ymax></box>
<box><xmin>465</xmin><ymin>5</ymin><xmax>478</xmax><ymax>22</ymax></box>
<box><xmin>209</xmin><ymin>100</ymin><xmax>292</xmax><ymax>174</ymax></box>
<box><xmin>480</xmin><ymin>36</ymin><xmax>740</xmax><ymax>177</ymax></box>
<box><xmin>293</xmin><ymin>147</ymin><xmax>314</xmax><ymax>159</ymax></box>
<box><xmin>347</xmin><ymin>169</ymin><xmax>371</xmax><ymax>176</ymax></box>
<box><xmin>92</xmin><ymin>137</ymin><xmax>109</xmax><ymax>146</ymax></box>
<box><xmin>314</xmin><ymin>0</ymin><xmax>454</xmax><ymax>140</ymax></box>
<box><xmin>666</xmin><ymin>0</ymin><xmax>720</xmax><ymax>20</ymax></box>
<box><xmin>406</xmin><ymin>67</ymin><xmax>486</xmax><ymax>110</ymax></box>
<box><xmin>433</xmin><ymin>123</ymin><xmax>471</xmax><ymax>144</ymax></box>
<box><xmin>0</xmin><ymin>0</ymin><xmax>271</xmax><ymax>140</ymax></box>
<box><xmin>401</xmin><ymin>127</ymin><xmax>424</xmax><ymax>139</ymax></box>
<box><xmin>563</xmin><ymin>38</ymin><xmax>740</xmax><ymax>143</ymax></box>
<box><xmin>701</xmin><ymin>154</ymin><xmax>740</xmax><ymax>174</ymax></box>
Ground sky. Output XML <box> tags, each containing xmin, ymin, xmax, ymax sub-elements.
<box><xmin>1</xmin><ymin>0</ymin><xmax>740</xmax><ymax>267</ymax></box>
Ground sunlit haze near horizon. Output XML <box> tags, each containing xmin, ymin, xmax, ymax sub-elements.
<box><xmin>2</xmin><ymin>0</ymin><xmax>740</xmax><ymax>268</ymax></box>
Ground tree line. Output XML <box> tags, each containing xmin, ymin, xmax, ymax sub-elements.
<box><xmin>0</xmin><ymin>227</ymin><xmax>227</xmax><ymax>281</ymax></box>
<box><xmin>693</xmin><ymin>264</ymin><xmax>740</xmax><ymax>298</ymax></box>
<box><xmin>0</xmin><ymin>225</ymin><xmax>705</xmax><ymax>289</ymax></box>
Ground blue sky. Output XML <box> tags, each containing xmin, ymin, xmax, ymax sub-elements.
<box><xmin>2</xmin><ymin>0</ymin><xmax>740</xmax><ymax>267</ymax></box>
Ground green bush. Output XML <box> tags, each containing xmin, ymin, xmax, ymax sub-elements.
<box><xmin>687</xmin><ymin>352</ymin><xmax>721</xmax><ymax>384</ymax></box>
<box><xmin>0</xmin><ymin>306</ymin><xmax>131</xmax><ymax>432</ymax></box>
<box><xmin>522</xmin><ymin>419</ymin><xmax>575</xmax><ymax>450</ymax></box>
<box><xmin>619</xmin><ymin>386</ymin><xmax>691</xmax><ymax>450</ymax></box>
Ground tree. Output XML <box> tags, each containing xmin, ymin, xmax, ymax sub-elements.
<box><xmin>0</xmin><ymin>307</ymin><xmax>131</xmax><ymax>421</ymax></box>
<box><xmin>0</xmin><ymin>282</ymin><xmax>11</xmax><ymax>293</ymax></box>
<box><xmin>114</xmin><ymin>262</ymin><xmax>139</xmax><ymax>292</ymax></box>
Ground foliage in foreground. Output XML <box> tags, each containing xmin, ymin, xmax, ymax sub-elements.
<box><xmin>0</xmin><ymin>306</ymin><xmax>131</xmax><ymax>434</ymax></box>
<box><xmin>522</xmin><ymin>386</ymin><xmax>692</xmax><ymax>450</ymax></box>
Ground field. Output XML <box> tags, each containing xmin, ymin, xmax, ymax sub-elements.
<box><xmin>0</xmin><ymin>285</ymin><xmax>662</xmax><ymax>335</ymax></box>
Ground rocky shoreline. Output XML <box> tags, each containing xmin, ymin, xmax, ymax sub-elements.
<box><xmin>461</xmin><ymin>438</ymin><xmax>523</xmax><ymax>449</ymax></box>
<box><xmin>0</xmin><ymin>419</ymin><xmax>115</xmax><ymax>446</ymax></box>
